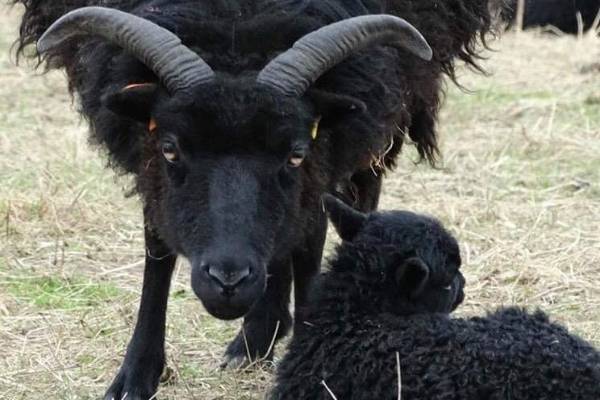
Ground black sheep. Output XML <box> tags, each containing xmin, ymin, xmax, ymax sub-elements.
<box><xmin>269</xmin><ymin>195</ymin><xmax>600</xmax><ymax>400</ymax></box>
<box><xmin>11</xmin><ymin>1</ymin><xmax>496</xmax><ymax>398</ymax></box>
<box><xmin>503</xmin><ymin>0</ymin><xmax>600</xmax><ymax>34</ymax></box>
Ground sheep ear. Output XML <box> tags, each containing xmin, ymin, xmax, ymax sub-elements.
<box><xmin>394</xmin><ymin>257</ymin><xmax>430</xmax><ymax>297</ymax></box>
<box><xmin>322</xmin><ymin>194</ymin><xmax>367</xmax><ymax>241</ymax></box>
<box><xmin>308</xmin><ymin>89</ymin><xmax>367</xmax><ymax>117</ymax></box>
<box><xmin>101</xmin><ymin>83</ymin><xmax>161</xmax><ymax>123</ymax></box>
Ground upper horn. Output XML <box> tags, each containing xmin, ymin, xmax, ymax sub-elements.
<box><xmin>257</xmin><ymin>14</ymin><xmax>432</xmax><ymax>97</ymax></box>
<box><xmin>37</xmin><ymin>6</ymin><xmax>215</xmax><ymax>94</ymax></box>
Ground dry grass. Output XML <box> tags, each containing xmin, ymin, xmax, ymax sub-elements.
<box><xmin>1</xmin><ymin>6</ymin><xmax>600</xmax><ymax>400</ymax></box>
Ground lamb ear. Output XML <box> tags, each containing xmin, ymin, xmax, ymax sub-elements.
<box><xmin>395</xmin><ymin>256</ymin><xmax>430</xmax><ymax>297</ymax></box>
<box><xmin>101</xmin><ymin>83</ymin><xmax>161</xmax><ymax>123</ymax></box>
<box><xmin>322</xmin><ymin>194</ymin><xmax>367</xmax><ymax>241</ymax></box>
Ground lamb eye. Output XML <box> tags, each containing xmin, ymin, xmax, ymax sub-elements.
<box><xmin>443</xmin><ymin>284</ymin><xmax>452</xmax><ymax>291</ymax></box>
<box><xmin>162</xmin><ymin>142</ymin><xmax>179</xmax><ymax>163</ymax></box>
<box><xmin>287</xmin><ymin>150</ymin><xmax>306</xmax><ymax>168</ymax></box>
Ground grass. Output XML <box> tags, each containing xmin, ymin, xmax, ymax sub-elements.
<box><xmin>1</xmin><ymin>5</ymin><xmax>600</xmax><ymax>400</ymax></box>
<box><xmin>4</xmin><ymin>276</ymin><xmax>123</xmax><ymax>310</ymax></box>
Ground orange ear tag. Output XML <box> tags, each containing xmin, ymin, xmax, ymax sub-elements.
<box><xmin>124</xmin><ymin>83</ymin><xmax>151</xmax><ymax>90</ymax></box>
<box><xmin>311</xmin><ymin>116</ymin><xmax>322</xmax><ymax>140</ymax></box>
<box><xmin>121</xmin><ymin>83</ymin><xmax>156</xmax><ymax>133</ymax></box>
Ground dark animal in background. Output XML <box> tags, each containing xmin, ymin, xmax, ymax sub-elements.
<box><xmin>269</xmin><ymin>195</ymin><xmax>600</xmax><ymax>400</ymax></box>
<box><xmin>503</xmin><ymin>0</ymin><xmax>600</xmax><ymax>33</ymax></box>
<box><xmin>12</xmin><ymin>0</ymin><xmax>496</xmax><ymax>398</ymax></box>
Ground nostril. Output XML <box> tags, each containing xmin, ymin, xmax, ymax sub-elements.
<box><xmin>206</xmin><ymin>266</ymin><xmax>223</xmax><ymax>284</ymax></box>
<box><xmin>229</xmin><ymin>266</ymin><xmax>251</xmax><ymax>287</ymax></box>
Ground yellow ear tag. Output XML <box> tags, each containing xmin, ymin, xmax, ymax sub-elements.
<box><xmin>311</xmin><ymin>116</ymin><xmax>322</xmax><ymax>140</ymax></box>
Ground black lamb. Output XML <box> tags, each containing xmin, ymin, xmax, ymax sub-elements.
<box><xmin>269</xmin><ymin>194</ymin><xmax>600</xmax><ymax>400</ymax></box>
<box><xmin>503</xmin><ymin>0</ymin><xmax>600</xmax><ymax>34</ymax></box>
<box><xmin>11</xmin><ymin>0</ymin><xmax>497</xmax><ymax>398</ymax></box>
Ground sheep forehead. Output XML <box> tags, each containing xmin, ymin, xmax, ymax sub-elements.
<box><xmin>157</xmin><ymin>82</ymin><xmax>314</xmax><ymax>145</ymax></box>
<box><xmin>359</xmin><ymin>211</ymin><xmax>443</xmax><ymax>245</ymax></box>
<box><xmin>357</xmin><ymin>211</ymin><xmax>461</xmax><ymax>269</ymax></box>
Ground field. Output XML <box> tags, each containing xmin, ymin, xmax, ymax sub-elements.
<box><xmin>1</xmin><ymin>5</ymin><xmax>600</xmax><ymax>400</ymax></box>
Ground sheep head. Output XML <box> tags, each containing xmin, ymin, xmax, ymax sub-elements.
<box><xmin>323</xmin><ymin>194</ymin><xmax>465</xmax><ymax>315</ymax></box>
<box><xmin>36</xmin><ymin>8</ymin><xmax>432</xmax><ymax>320</ymax></box>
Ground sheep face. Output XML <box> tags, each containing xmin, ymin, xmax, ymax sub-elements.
<box><xmin>104</xmin><ymin>78</ymin><xmax>333</xmax><ymax>320</ymax></box>
<box><xmin>323</xmin><ymin>195</ymin><xmax>465</xmax><ymax>315</ymax></box>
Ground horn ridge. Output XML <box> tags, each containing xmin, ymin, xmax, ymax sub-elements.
<box><xmin>38</xmin><ymin>6</ymin><xmax>214</xmax><ymax>93</ymax></box>
<box><xmin>257</xmin><ymin>14</ymin><xmax>432</xmax><ymax>97</ymax></box>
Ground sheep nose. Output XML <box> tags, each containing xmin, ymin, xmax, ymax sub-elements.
<box><xmin>205</xmin><ymin>265</ymin><xmax>252</xmax><ymax>294</ymax></box>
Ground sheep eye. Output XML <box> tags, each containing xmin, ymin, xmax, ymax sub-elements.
<box><xmin>287</xmin><ymin>150</ymin><xmax>306</xmax><ymax>168</ymax></box>
<box><xmin>443</xmin><ymin>284</ymin><xmax>452</xmax><ymax>291</ymax></box>
<box><xmin>162</xmin><ymin>142</ymin><xmax>179</xmax><ymax>163</ymax></box>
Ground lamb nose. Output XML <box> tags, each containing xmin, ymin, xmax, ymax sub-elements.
<box><xmin>206</xmin><ymin>265</ymin><xmax>251</xmax><ymax>290</ymax></box>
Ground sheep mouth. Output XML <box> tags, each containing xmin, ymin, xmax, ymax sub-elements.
<box><xmin>190</xmin><ymin>264</ymin><xmax>267</xmax><ymax>320</ymax></box>
<box><xmin>202</xmin><ymin>299</ymin><xmax>254</xmax><ymax>321</ymax></box>
<box><xmin>451</xmin><ymin>284</ymin><xmax>465</xmax><ymax>312</ymax></box>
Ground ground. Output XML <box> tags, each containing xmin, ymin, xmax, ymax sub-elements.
<box><xmin>1</xmin><ymin>6</ymin><xmax>599</xmax><ymax>400</ymax></box>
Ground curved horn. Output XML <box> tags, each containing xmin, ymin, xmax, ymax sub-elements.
<box><xmin>257</xmin><ymin>15</ymin><xmax>432</xmax><ymax>97</ymax></box>
<box><xmin>38</xmin><ymin>6</ymin><xmax>214</xmax><ymax>93</ymax></box>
